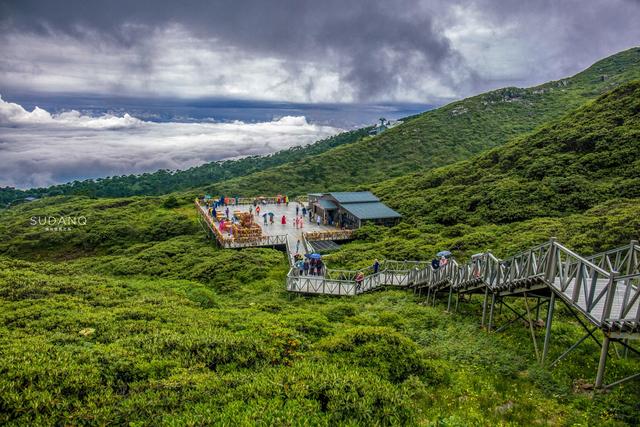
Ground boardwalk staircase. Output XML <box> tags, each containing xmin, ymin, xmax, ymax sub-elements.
<box><xmin>287</xmin><ymin>238</ymin><xmax>640</xmax><ymax>389</ymax></box>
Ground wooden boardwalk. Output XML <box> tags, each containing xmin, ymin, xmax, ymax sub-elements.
<box><xmin>286</xmin><ymin>239</ymin><xmax>640</xmax><ymax>389</ymax></box>
<box><xmin>195</xmin><ymin>199</ymin><xmax>352</xmax><ymax>261</ymax></box>
<box><xmin>196</xmin><ymin>199</ymin><xmax>639</xmax><ymax>388</ymax></box>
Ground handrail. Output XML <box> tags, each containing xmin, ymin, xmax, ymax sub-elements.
<box><xmin>285</xmin><ymin>239</ymin><xmax>639</xmax><ymax>332</ymax></box>
<box><xmin>197</xmin><ymin>198</ymin><xmax>638</xmax><ymax>331</ymax></box>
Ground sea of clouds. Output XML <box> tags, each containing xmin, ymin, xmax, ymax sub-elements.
<box><xmin>0</xmin><ymin>95</ymin><xmax>341</xmax><ymax>189</ymax></box>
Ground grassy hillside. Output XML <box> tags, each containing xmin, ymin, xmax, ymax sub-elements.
<box><xmin>0</xmin><ymin>81</ymin><xmax>639</xmax><ymax>425</ymax></box>
<box><xmin>199</xmin><ymin>47</ymin><xmax>640</xmax><ymax>197</ymax></box>
<box><xmin>0</xmin><ymin>127</ymin><xmax>372</xmax><ymax>207</ymax></box>
<box><xmin>316</xmin><ymin>79</ymin><xmax>640</xmax><ymax>275</ymax></box>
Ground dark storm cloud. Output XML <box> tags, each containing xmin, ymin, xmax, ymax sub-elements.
<box><xmin>0</xmin><ymin>0</ymin><xmax>459</xmax><ymax>101</ymax></box>
<box><xmin>1</xmin><ymin>0</ymin><xmax>639</xmax><ymax>102</ymax></box>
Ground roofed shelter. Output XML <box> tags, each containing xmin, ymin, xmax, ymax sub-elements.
<box><xmin>309</xmin><ymin>191</ymin><xmax>401</xmax><ymax>228</ymax></box>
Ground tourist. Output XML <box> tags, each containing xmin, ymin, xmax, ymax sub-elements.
<box><xmin>296</xmin><ymin>259</ymin><xmax>304</xmax><ymax>276</ymax></box>
<box><xmin>249</xmin><ymin>207</ymin><xmax>252</xmax><ymax>216</ymax></box>
<box><xmin>285</xmin><ymin>195</ymin><xmax>289</xmax><ymax>206</ymax></box>
<box><xmin>225</xmin><ymin>207</ymin><xmax>230</xmax><ymax>218</ymax></box>
<box><xmin>302</xmin><ymin>207</ymin><xmax>307</xmax><ymax>217</ymax></box>
<box><xmin>303</xmin><ymin>259</ymin><xmax>310</xmax><ymax>276</ymax></box>
<box><xmin>316</xmin><ymin>258</ymin><xmax>324</xmax><ymax>276</ymax></box>
<box><xmin>431</xmin><ymin>258</ymin><xmax>440</xmax><ymax>270</ymax></box>
<box><xmin>316</xmin><ymin>215</ymin><xmax>321</xmax><ymax>226</ymax></box>
<box><xmin>373</xmin><ymin>259</ymin><xmax>380</xmax><ymax>274</ymax></box>
<box><xmin>263</xmin><ymin>214</ymin><xmax>268</xmax><ymax>225</ymax></box>
<box><xmin>299</xmin><ymin>216</ymin><xmax>303</xmax><ymax>229</ymax></box>
<box><xmin>281</xmin><ymin>215</ymin><xmax>286</xmax><ymax>225</ymax></box>
<box><xmin>270</xmin><ymin>215</ymin><xmax>274</xmax><ymax>225</ymax></box>
<box><xmin>256</xmin><ymin>205</ymin><xmax>261</xmax><ymax>216</ymax></box>
<box><xmin>472</xmin><ymin>259</ymin><xmax>481</xmax><ymax>278</ymax></box>
<box><xmin>439</xmin><ymin>256</ymin><xmax>448</xmax><ymax>267</ymax></box>
<box><xmin>296</xmin><ymin>206</ymin><xmax>300</xmax><ymax>216</ymax></box>
<box><xmin>296</xmin><ymin>239</ymin><xmax>301</xmax><ymax>253</ymax></box>
<box><xmin>355</xmin><ymin>271</ymin><xmax>364</xmax><ymax>290</ymax></box>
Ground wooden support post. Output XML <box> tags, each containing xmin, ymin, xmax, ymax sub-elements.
<box><xmin>595</xmin><ymin>335</ymin><xmax>611</xmax><ymax>389</ymax></box>
<box><xmin>481</xmin><ymin>287</ymin><xmax>489</xmax><ymax>327</ymax></box>
<box><xmin>488</xmin><ymin>293</ymin><xmax>496</xmax><ymax>332</ymax></box>
<box><xmin>455</xmin><ymin>291</ymin><xmax>460</xmax><ymax>312</ymax></box>
<box><xmin>546</xmin><ymin>237</ymin><xmax>557</xmax><ymax>283</ymax></box>
<box><xmin>542</xmin><ymin>293</ymin><xmax>555</xmax><ymax>365</ymax></box>
<box><xmin>447</xmin><ymin>286</ymin><xmax>453</xmax><ymax>312</ymax></box>
<box><xmin>535</xmin><ymin>297</ymin><xmax>541</xmax><ymax>321</ymax></box>
<box><xmin>524</xmin><ymin>292</ymin><xmax>540</xmax><ymax>362</ymax></box>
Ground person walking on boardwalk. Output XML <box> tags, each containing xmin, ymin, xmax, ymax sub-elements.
<box><xmin>303</xmin><ymin>259</ymin><xmax>310</xmax><ymax>276</ymax></box>
<box><xmin>299</xmin><ymin>216</ymin><xmax>304</xmax><ymax>229</ymax></box>
<box><xmin>281</xmin><ymin>215</ymin><xmax>287</xmax><ymax>225</ymax></box>
<box><xmin>302</xmin><ymin>206</ymin><xmax>307</xmax><ymax>218</ymax></box>
<box><xmin>316</xmin><ymin>258</ymin><xmax>324</xmax><ymax>276</ymax></box>
<box><xmin>296</xmin><ymin>239</ymin><xmax>301</xmax><ymax>253</ymax></box>
<box><xmin>355</xmin><ymin>271</ymin><xmax>364</xmax><ymax>290</ymax></box>
<box><xmin>296</xmin><ymin>259</ymin><xmax>304</xmax><ymax>276</ymax></box>
<box><xmin>256</xmin><ymin>205</ymin><xmax>261</xmax><ymax>217</ymax></box>
<box><xmin>296</xmin><ymin>206</ymin><xmax>300</xmax><ymax>216</ymax></box>
<box><xmin>316</xmin><ymin>214</ymin><xmax>321</xmax><ymax>226</ymax></box>
<box><xmin>263</xmin><ymin>213</ymin><xmax>268</xmax><ymax>225</ymax></box>
<box><xmin>225</xmin><ymin>207</ymin><xmax>230</xmax><ymax>218</ymax></box>
<box><xmin>373</xmin><ymin>259</ymin><xmax>380</xmax><ymax>274</ymax></box>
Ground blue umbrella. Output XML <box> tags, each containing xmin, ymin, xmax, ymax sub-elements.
<box><xmin>305</xmin><ymin>253</ymin><xmax>322</xmax><ymax>259</ymax></box>
<box><xmin>436</xmin><ymin>250</ymin><xmax>452</xmax><ymax>257</ymax></box>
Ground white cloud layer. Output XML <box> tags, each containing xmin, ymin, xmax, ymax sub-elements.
<box><xmin>0</xmin><ymin>96</ymin><xmax>341</xmax><ymax>188</ymax></box>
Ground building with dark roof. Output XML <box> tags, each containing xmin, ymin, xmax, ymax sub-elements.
<box><xmin>308</xmin><ymin>191</ymin><xmax>401</xmax><ymax>228</ymax></box>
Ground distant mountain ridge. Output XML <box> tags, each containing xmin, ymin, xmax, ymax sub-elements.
<box><xmin>0</xmin><ymin>127</ymin><xmax>372</xmax><ymax>207</ymax></box>
<box><xmin>198</xmin><ymin>47</ymin><xmax>640</xmax><ymax>197</ymax></box>
<box><xmin>2</xmin><ymin>47</ymin><xmax>639</xmax><ymax>207</ymax></box>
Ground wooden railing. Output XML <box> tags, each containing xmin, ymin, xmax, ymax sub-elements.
<box><xmin>287</xmin><ymin>238</ymin><xmax>640</xmax><ymax>333</ymax></box>
<box><xmin>200</xmin><ymin>195</ymin><xmax>298</xmax><ymax>206</ymax></box>
<box><xmin>195</xmin><ymin>199</ymin><xmax>288</xmax><ymax>249</ymax></box>
<box><xmin>303</xmin><ymin>229</ymin><xmax>355</xmax><ymax>241</ymax></box>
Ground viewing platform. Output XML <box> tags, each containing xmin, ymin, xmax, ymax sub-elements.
<box><xmin>194</xmin><ymin>196</ymin><xmax>355</xmax><ymax>260</ymax></box>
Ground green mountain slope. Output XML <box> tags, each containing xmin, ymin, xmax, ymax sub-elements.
<box><xmin>0</xmin><ymin>82</ymin><xmax>639</xmax><ymax>425</ymax></box>
<box><xmin>326</xmin><ymin>80</ymin><xmax>640</xmax><ymax>267</ymax></box>
<box><xmin>201</xmin><ymin>47</ymin><xmax>640</xmax><ymax>197</ymax></box>
<box><xmin>0</xmin><ymin>127</ymin><xmax>372</xmax><ymax>207</ymax></box>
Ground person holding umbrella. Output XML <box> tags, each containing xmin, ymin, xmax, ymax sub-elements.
<box><xmin>262</xmin><ymin>213</ymin><xmax>268</xmax><ymax>225</ymax></box>
<box><xmin>436</xmin><ymin>250</ymin><xmax>451</xmax><ymax>268</ymax></box>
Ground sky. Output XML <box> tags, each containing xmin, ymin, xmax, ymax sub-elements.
<box><xmin>1</xmin><ymin>0</ymin><xmax>639</xmax><ymax>188</ymax></box>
